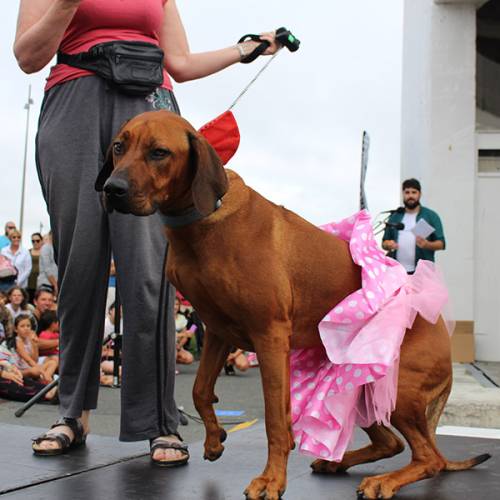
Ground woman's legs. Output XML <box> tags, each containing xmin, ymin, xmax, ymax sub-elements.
<box><xmin>33</xmin><ymin>78</ymin><xmax>115</xmax><ymax>449</ymax></box>
<box><xmin>33</xmin><ymin>77</ymin><xmax>182</xmax><ymax>457</ymax></box>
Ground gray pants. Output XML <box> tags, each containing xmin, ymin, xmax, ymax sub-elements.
<box><xmin>36</xmin><ymin>76</ymin><xmax>180</xmax><ymax>441</ymax></box>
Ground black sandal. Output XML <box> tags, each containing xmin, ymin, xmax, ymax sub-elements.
<box><xmin>32</xmin><ymin>417</ymin><xmax>88</xmax><ymax>456</ymax></box>
<box><xmin>224</xmin><ymin>363</ymin><xmax>236</xmax><ymax>375</ymax></box>
<box><xmin>150</xmin><ymin>436</ymin><xmax>189</xmax><ymax>467</ymax></box>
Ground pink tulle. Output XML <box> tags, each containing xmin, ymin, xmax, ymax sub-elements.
<box><xmin>290</xmin><ymin>210</ymin><xmax>450</xmax><ymax>461</ymax></box>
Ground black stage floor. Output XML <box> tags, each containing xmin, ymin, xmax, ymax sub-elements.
<box><xmin>0</xmin><ymin>423</ymin><xmax>497</xmax><ymax>499</ymax></box>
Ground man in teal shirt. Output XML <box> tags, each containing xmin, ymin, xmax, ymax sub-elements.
<box><xmin>382</xmin><ymin>179</ymin><xmax>445</xmax><ymax>274</ymax></box>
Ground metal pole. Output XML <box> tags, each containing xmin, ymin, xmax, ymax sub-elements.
<box><xmin>20</xmin><ymin>84</ymin><xmax>34</xmax><ymax>234</ymax></box>
<box><xmin>14</xmin><ymin>378</ymin><xmax>59</xmax><ymax>417</ymax></box>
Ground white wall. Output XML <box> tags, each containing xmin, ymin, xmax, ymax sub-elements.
<box><xmin>401</xmin><ymin>0</ymin><xmax>477</xmax><ymax>323</ymax></box>
<box><xmin>474</xmin><ymin>131</ymin><xmax>500</xmax><ymax>361</ymax></box>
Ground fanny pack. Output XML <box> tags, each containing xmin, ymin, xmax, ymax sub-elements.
<box><xmin>57</xmin><ymin>41</ymin><xmax>164</xmax><ymax>96</ymax></box>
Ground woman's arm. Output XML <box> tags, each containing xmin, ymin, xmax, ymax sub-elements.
<box><xmin>160</xmin><ymin>0</ymin><xmax>278</xmax><ymax>83</ymax></box>
<box><xmin>14</xmin><ymin>0</ymin><xmax>82</xmax><ymax>73</ymax></box>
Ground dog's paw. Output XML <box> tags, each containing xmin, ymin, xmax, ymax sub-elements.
<box><xmin>203</xmin><ymin>443</ymin><xmax>224</xmax><ymax>461</ymax></box>
<box><xmin>357</xmin><ymin>475</ymin><xmax>399</xmax><ymax>499</ymax></box>
<box><xmin>310</xmin><ymin>458</ymin><xmax>347</xmax><ymax>474</ymax></box>
<box><xmin>244</xmin><ymin>475</ymin><xmax>285</xmax><ymax>500</ymax></box>
<box><xmin>203</xmin><ymin>427</ymin><xmax>227</xmax><ymax>461</ymax></box>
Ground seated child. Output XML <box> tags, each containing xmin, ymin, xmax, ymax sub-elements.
<box><xmin>100</xmin><ymin>302</ymin><xmax>122</xmax><ymax>386</ymax></box>
<box><xmin>14</xmin><ymin>314</ymin><xmax>58</xmax><ymax>383</ymax></box>
<box><xmin>175</xmin><ymin>297</ymin><xmax>195</xmax><ymax>365</ymax></box>
<box><xmin>37</xmin><ymin>310</ymin><xmax>60</xmax><ymax>354</ymax></box>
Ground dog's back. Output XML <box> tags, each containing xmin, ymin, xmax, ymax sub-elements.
<box><xmin>166</xmin><ymin>169</ymin><xmax>362</xmax><ymax>350</ymax></box>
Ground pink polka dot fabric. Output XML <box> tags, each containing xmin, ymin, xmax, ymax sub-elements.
<box><xmin>290</xmin><ymin>210</ymin><xmax>449</xmax><ymax>462</ymax></box>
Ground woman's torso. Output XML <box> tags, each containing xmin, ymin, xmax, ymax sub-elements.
<box><xmin>6</xmin><ymin>303</ymin><xmax>34</xmax><ymax>320</ymax></box>
<box><xmin>45</xmin><ymin>0</ymin><xmax>171</xmax><ymax>91</ymax></box>
<box><xmin>28</xmin><ymin>251</ymin><xmax>40</xmax><ymax>290</ymax></box>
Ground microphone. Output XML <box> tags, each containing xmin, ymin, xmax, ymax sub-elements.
<box><xmin>380</xmin><ymin>207</ymin><xmax>405</xmax><ymax>215</ymax></box>
<box><xmin>385</xmin><ymin>222</ymin><xmax>405</xmax><ymax>230</ymax></box>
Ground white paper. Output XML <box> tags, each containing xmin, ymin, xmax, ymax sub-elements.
<box><xmin>411</xmin><ymin>218</ymin><xmax>435</xmax><ymax>239</ymax></box>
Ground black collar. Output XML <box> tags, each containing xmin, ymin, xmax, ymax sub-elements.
<box><xmin>159</xmin><ymin>199</ymin><xmax>222</xmax><ymax>228</ymax></box>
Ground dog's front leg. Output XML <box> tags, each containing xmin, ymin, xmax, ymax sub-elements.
<box><xmin>244</xmin><ymin>329</ymin><xmax>292</xmax><ymax>500</ymax></box>
<box><xmin>192</xmin><ymin>330</ymin><xmax>231</xmax><ymax>461</ymax></box>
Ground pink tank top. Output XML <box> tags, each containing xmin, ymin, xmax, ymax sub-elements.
<box><xmin>45</xmin><ymin>0</ymin><xmax>172</xmax><ymax>92</ymax></box>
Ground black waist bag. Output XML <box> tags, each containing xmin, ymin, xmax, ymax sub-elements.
<box><xmin>57</xmin><ymin>41</ymin><xmax>164</xmax><ymax>96</ymax></box>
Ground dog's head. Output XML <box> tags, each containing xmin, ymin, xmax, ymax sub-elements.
<box><xmin>96</xmin><ymin>110</ymin><xmax>229</xmax><ymax>217</ymax></box>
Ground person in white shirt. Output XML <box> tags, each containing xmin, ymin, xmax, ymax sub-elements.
<box><xmin>0</xmin><ymin>230</ymin><xmax>32</xmax><ymax>289</ymax></box>
<box><xmin>382</xmin><ymin>179</ymin><xmax>445</xmax><ymax>274</ymax></box>
<box><xmin>37</xmin><ymin>231</ymin><xmax>58</xmax><ymax>296</ymax></box>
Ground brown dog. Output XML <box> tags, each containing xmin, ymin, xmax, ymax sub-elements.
<box><xmin>97</xmin><ymin>110</ymin><xmax>490</xmax><ymax>500</ymax></box>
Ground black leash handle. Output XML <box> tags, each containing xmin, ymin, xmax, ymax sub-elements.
<box><xmin>237</xmin><ymin>26</ymin><xmax>300</xmax><ymax>64</ymax></box>
<box><xmin>237</xmin><ymin>34</ymin><xmax>270</xmax><ymax>64</ymax></box>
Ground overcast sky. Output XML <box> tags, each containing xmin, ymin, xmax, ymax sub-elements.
<box><xmin>0</xmin><ymin>0</ymin><xmax>403</xmax><ymax>246</ymax></box>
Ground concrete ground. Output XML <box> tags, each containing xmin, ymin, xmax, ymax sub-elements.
<box><xmin>1</xmin><ymin>361</ymin><xmax>499</xmax><ymax>449</ymax></box>
<box><xmin>441</xmin><ymin>362</ymin><xmax>500</xmax><ymax>428</ymax></box>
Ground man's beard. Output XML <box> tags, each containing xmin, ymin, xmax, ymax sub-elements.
<box><xmin>404</xmin><ymin>199</ymin><xmax>420</xmax><ymax>209</ymax></box>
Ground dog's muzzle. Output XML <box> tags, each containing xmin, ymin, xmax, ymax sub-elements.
<box><xmin>103</xmin><ymin>177</ymin><xmax>131</xmax><ymax>213</ymax></box>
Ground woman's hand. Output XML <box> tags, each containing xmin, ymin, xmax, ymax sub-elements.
<box><xmin>240</xmin><ymin>31</ymin><xmax>280</xmax><ymax>58</ymax></box>
<box><xmin>1</xmin><ymin>364</ymin><xmax>24</xmax><ymax>386</ymax></box>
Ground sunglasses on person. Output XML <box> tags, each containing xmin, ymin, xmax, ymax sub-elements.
<box><xmin>32</xmin><ymin>239</ymin><xmax>41</xmax><ymax>243</ymax></box>
<box><xmin>6</xmin><ymin>226</ymin><xmax>15</xmax><ymax>230</ymax></box>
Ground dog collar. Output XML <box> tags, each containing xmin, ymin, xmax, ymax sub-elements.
<box><xmin>159</xmin><ymin>199</ymin><xmax>222</xmax><ymax>228</ymax></box>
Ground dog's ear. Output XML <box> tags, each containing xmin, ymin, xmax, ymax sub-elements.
<box><xmin>188</xmin><ymin>131</ymin><xmax>229</xmax><ymax>216</ymax></box>
<box><xmin>95</xmin><ymin>119</ymin><xmax>130</xmax><ymax>192</ymax></box>
<box><xmin>95</xmin><ymin>143</ymin><xmax>114</xmax><ymax>192</ymax></box>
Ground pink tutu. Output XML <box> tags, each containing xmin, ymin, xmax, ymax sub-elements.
<box><xmin>290</xmin><ymin>210</ymin><xmax>450</xmax><ymax>461</ymax></box>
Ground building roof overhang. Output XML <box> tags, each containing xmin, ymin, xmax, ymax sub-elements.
<box><xmin>435</xmin><ymin>0</ymin><xmax>489</xmax><ymax>7</ymax></box>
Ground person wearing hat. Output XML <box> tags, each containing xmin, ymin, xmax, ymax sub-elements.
<box><xmin>382</xmin><ymin>178</ymin><xmax>445</xmax><ymax>274</ymax></box>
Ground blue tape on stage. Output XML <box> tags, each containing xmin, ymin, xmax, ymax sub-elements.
<box><xmin>215</xmin><ymin>409</ymin><xmax>245</xmax><ymax>416</ymax></box>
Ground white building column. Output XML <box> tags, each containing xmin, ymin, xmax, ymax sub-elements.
<box><xmin>401</xmin><ymin>1</ymin><xmax>477</xmax><ymax>325</ymax></box>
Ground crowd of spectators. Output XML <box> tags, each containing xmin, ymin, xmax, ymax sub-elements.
<box><xmin>0</xmin><ymin>221</ymin><xmax>60</xmax><ymax>403</ymax></box>
<box><xmin>1</xmin><ymin>219</ymin><xmax>256</xmax><ymax>406</ymax></box>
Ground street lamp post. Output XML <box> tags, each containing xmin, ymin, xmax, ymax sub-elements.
<box><xmin>20</xmin><ymin>84</ymin><xmax>34</xmax><ymax>234</ymax></box>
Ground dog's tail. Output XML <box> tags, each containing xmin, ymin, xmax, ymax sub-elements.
<box><xmin>444</xmin><ymin>453</ymin><xmax>491</xmax><ymax>471</ymax></box>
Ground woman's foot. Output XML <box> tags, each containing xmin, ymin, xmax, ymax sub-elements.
<box><xmin>32</xmin><ymin>414</ymin><xmax>90</xmax><ymax>455</ymax></box>
<box><xmin>150</xmin><ymin>435</ymin><xmax>189</xmax><ymax>467</ymax></box>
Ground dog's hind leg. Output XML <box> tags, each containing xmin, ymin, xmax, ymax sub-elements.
<box><xmin>427</xmin><ymin>377</ymin><xmax>491</xmax><ymax>472</ymax></box>
<box><xmin>192</xmin><ymin>330</ymin><xmax>231</xmax><ymax>462</ymax></box>
<box><xmin>244</xmin><ymin>328</ymin><xmax>293</xmax><ymax>500</ymax></box>
<box><xmin>311</xmin><ymin>424</ymin><xmax>404</xmax><ymax>474</ymax></box>
<box><xmin>357</xmin><ymin>404</ymin><xmax>447</xmax><ymax>499</ymax></box>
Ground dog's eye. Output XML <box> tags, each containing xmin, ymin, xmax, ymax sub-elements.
<box><xmin>113</xmin><ymin>142</ymin><xmax>124</xmax><ymax>155</ymax></box>
<box><xmin>150</xmin><ymin>148</ymin><xmax>171</xmax><ymax>160</ymax></box>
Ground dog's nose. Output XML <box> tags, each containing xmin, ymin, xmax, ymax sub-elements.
<box><xmin>104</xmin><ymin>177</ymin><xmax>129</xmax><ymax>197</ymax></box>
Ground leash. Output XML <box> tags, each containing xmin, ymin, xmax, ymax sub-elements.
<box><xmin>229</xmin><ymin>51</ymin><xmax>280</xmax><ymax>110</ymax></box>
<box><xmin>229</xmin><ymin>27</ymin><xmax>300</xmax><ymax>110</ymax></box>
<box><xmin>161</xmin><ymin>27</ymin><xmax>301</xmax><ymax>229</ymax></box>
